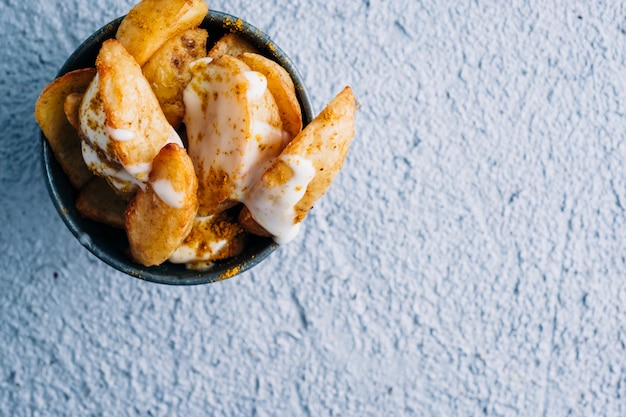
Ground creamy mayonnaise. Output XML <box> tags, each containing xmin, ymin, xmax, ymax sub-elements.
<box><xmin>151</xmin><ymin>179</ymin><xmax>186</xmax><ymax>208</ymax></box>
<box><xmin>106</xmin><ymin>126</ymin><xmax>135</xmax><ymax>142</ymax></box>
<box><xmin>244</xmin><ymin>155</ymin><xmax>316</xmax><ymax>244</ymax></box>
<box><xmin>243</xmin><ymin>71</ymin><xmax>267</xmax><ymax>101</ymax></box>
<box><xmin>80</xmin><ymin>140</ymin><xmax>137</xmax><ymax>192</ymax></box>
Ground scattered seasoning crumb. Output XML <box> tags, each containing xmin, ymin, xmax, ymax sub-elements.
<box><xmin>223</xmin><ymin>17</ymin><xmax>244</xmax><ymax>31</ymax></box>
<box><xmin>220</xmin><ymin>266</ymin><xmax>240</xmax><ymax>280</ymax></box>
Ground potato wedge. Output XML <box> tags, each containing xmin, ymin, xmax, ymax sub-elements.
<box><xmin>240</xmin><ymin>52</ymin><xmax>302</xmax><ymax>140</ymax></box>
<box><xmin>142</xmin><ymin>27</ymin><xmax>208</xmax><ymax>128</ymax></box>
<box><xmin>208</xmin><ymin>33</ymin><xmax>259</xmax><ymax>59</ymax></box>
<box><xmin>242</xmin><ymin>86</ymin><xmax>356</xmax><ymax>242</ymax></box>
<box><xmin>82</xmin><ymin>39</ymin><xmax>182</xmax><ymax>188</ymax></box>
<box><xmin>76</xmin><ymin>176</ymin><xmax>128</xmax><ymax>229</ymax></box>
<box><xmin>126</xmin><ymin>143</ymin><xmax>198</xmax><ymax>267</ymax></box>
<box><xmin>184</xmin><ymin>54</ymin><xmax>284</xmax><ymax>216</ymax></box>
<box><xmin>289</xmin><ymin>86</ymin><xmax>356</xmax><ymax>218</ymax></box>
<box><xmin>116</xmin><ymin>0</ymin><xmax>208</xmax><ymax>66</ymax></box>
<box><xmin>35</xmin><ymin>68</ymin><xmax>96</xmax><ymax>189</ymax></box>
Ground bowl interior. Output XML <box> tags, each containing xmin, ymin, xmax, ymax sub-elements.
<box><xmin>42</xmin><ymin>12</ymin><xmax>313</xmax><ymax>285</ymax></box>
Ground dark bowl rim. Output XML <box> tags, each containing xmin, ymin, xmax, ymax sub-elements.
<box><xmin>41</xmin><ymin>11</ymin><xmax>313</xmax><ymax>285</ymax></box>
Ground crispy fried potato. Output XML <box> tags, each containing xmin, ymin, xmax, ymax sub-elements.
<box><xmin>243</xmin><ymin>87</ymin><xmax>356</xmax><ymax>238</ymax></box>
<box><xmin>288</xmin><ymin>86</ymin><xmax>356</xmax><ymax>220</ymax></box>
<box><xmin>240</xmin><ymin>52</ymin><xmax>302</xmax><ymax>140</ymax></box>
<box><xmin>208</xmin><ymin>33</ymin><xmax>259</xmax><ymax>59</ymax></box>
<box><xmin>76</xmin><ymin>176</ymin><xmax>128</xmax><ymax>229</ymax></box>
<box><xmin>92</xmin><ymin>39</ymin><xmax>181</xmax><ymax>184</ymax></box>
<box><xmin>35</xmin><ymin>68</ymin><xmax>96</xmax><ymax>189</ymax></box>
<box><xmin>184</xmin><ymin>54</ymin><xmax>284</xmax><ymax>216</ymax></box>
<box><xmin>126</xmin><ymin>143</ymin><xmax>198</xmax><ymax>266</ymax></box>
<box><xmin>116</xmin><ymin>0</ymin><xmax>208</xmax><ymax>66</ymax></box>
<box><xmin>169</xmin><ymin>211</ymin><xmax>248</xmax><ymax>270</ymax></box>
<box><xmin>142</xmin><ymin>28</ymin><xmax>208</xmax><ymax>128</ymax></box>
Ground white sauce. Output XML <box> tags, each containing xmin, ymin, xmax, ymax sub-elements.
<box><xmin>168</xmin><ymin>215</ymin><xmax>228</xmax><ymax>265</ymax></box>
<box><xmin>250</xmin><ymin>120</ymin><xmax>288</xmax><ymax>142</ymax></box>
<box><xmin>238</xmin><ymin>120</ymin><xmax>290</xmax><ymax>189</ymax></box>
<box><xmin>124</xmin><ymin>162</ymin><xmax>152</xmax><ymax>178</ymax></box>
<box><xmin>80</xmin><ymin>129</ymin><xmax>139</xmax><ymax>193</ymax></box>
<box><xmin>184</xmin><ymin>58</ymin><xmax>289</xmax><ymax>205</ymax></box>
<box><xmin>184</xmin><ymin>65</ymin><xmax>249</xmax><ymax>196</ymax></box>
<box><xmin>106</xmin><ymin>126</ymin><xmax>135</xmax><ymax>141</ymax></box>
<box><xmin>169</xmin><ymin>239</ymin><xmax>227</xmax><ymax>263</ymax></box>
<box><xmin>244</xmin><ymin>155</ymin><xmax>315</xmax><ymax>244</ymax></box>
<box><xmin>244</xmin><ymin>71</ymin><xmax>267</xmax><ymax>101</ymax></box>
<box><xmin>151</xmin><ymin>179</ymin><xmax>185</xmax><ymax>208</ymax></box>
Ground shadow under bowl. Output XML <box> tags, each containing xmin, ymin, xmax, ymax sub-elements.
<box><xmin>41</xmin><ymin>11</ymin><xmax>313</xmax><ymax>285</ymax></box>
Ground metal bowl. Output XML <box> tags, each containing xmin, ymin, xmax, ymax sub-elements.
<box><xmin>41</xmin><ymin>11</ymin><xmax>313</xmax><ymax>285</ymax></box>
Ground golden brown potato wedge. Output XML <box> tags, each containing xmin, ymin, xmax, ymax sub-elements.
<box><xmin>126</xmin><ymin>143</ymin><xmax>198</xmax><ymax>267</ymax></box>
<box><xmin>240</xmin><ymin>52</ymin><xmax>302</xmax><ymax>140</ymax></box>
<box><xmin>243</xmin><ymin>86</ymin><xmax>356</xmax><ymax>240</ymax></box>
<box><xmin>35</xmin><ymin>68</ymin><xmax>96</xmax><ymax>189</ymax></box>
<box><xmin>184</xmin><ymin>54</ymin><xmax>284</xmax><ymax>216</ymax></box>
<box><xmin>290</xmin><ymin>86</ymin><xmax>356</xmax><ymax>220</ymax></box>
<box><xmin>142</xmin><ymin>27</ymin><xmax>208</xmax><ymax>128</ymax></box>
<box><xmin>208</xmin><ymin>33</ymin><xmax>259</xmax><ymax>59</ymax></box>
<box><xmin>116</xmin><ymin>0</ymin><xmax>208</xmax><ymax>66</ymax></box>
<box><xmin>86</xmin><ymin>39</ymin><xmax>182</xmax><ymax>186</ymax></box>
<box><xmin>76</xmin><ymin>176</ymin><xmax>128</xmax><ymax>229</ymax></box>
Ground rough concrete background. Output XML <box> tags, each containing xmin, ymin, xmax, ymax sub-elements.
<box><xmin>2</xmin><ymin>0</ymin><xmax>626</xmax><ymax>415</ymax></box>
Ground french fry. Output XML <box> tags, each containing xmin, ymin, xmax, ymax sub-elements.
<box><xmin>116</xmin><ymin>0</ymin><xmax>208</xmax><ymax>66</ymax></box>
<box><xmin>142</xmin><ymin>27</ymin><xmax>208</xmax><ymax>128</ymax></box>
<box><xmin>35</xmin><ymin>68</ymin><xmax>96</xmax><ymax>189</ymax></box>
<box><xmin>126</xmin><ymin>143</ymin><xmax>198</xmax><ymax>266</ymax></box>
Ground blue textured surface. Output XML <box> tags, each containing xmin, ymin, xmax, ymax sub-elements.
<box><xmin>2</xmin><ymin>0</ymin><xmax>626</xmax><ymax>415</ymax></box>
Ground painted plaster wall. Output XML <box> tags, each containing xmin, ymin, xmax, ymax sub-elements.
<box><xmin>1</xmin><ymin>0</ymin><xmax>626</xmax><ymax>415</ymax></box>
